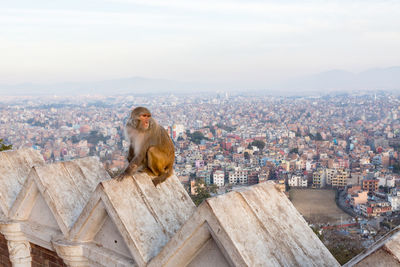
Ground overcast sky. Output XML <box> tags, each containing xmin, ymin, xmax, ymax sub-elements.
<box><xmin>1</xmin><ymin>0</ymin><xmax>399</xmax><ymax>86</ymax></box>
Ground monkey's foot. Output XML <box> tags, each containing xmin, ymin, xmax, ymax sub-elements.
<box><xmin>114</xmin><ymin>173</ymin><xmax>126</xmax><ymax>181</ymax></box>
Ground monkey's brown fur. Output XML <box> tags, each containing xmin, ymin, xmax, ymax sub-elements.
<box><xmin>116</xmin><ymin>107</ymin><xmax>175</xmax><ymax>186</ymax></box>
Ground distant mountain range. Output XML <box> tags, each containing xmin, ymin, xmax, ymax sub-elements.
<box><xmin>276</xmin><ymin>66</ymin><xmax>400</xmax><ymax>94</ymax></box>
<box><xmin>0</xmin><ymin>77</ymin><xmax>212</xmax><ymax>96</ymax></box>
<box><xmin>1</xmin><ymin>66</ymin><xmax>399</xmax><ymax>96</ymax></box>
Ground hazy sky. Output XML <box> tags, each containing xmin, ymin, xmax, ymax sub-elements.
<box><xmin>1</xmin><ymin>0</ymin><xmax>400</xmax><ymax>86</ymax></box>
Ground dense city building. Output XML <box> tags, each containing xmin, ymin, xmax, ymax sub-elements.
<box><xmin>362</xmin><ymin>178</ymin><xmax>379</xmax><ymax>193</ymax></box>
<box><xmin>1</xmin><ymin>91</ymin><xmax>400</xmax><ymax>218</ymax></box>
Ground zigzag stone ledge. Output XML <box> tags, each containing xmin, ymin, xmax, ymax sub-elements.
<box><xmin>0</xmin><ymin>148</ymin><xmax>340</xmax><ymax>267</ymax></box>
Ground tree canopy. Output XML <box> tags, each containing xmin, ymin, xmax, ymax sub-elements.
<box><xmin>190</xmin><ymin>179</ymin><xmax>217</xmax><ymax>206</ymax></box>
<box><xmin>187</xmin><ymin>131</ymin><xmax>208</xmax><ymax>144</ymax></box>
<box><xmin>0</xmin><ymin>139</ymin><xmax>12</xmax><ymax>152</ymax></box>
<box><xmin>251</xmin><ymin>140</ymin><xmax>265</xmax><ymax>150</ymax></box>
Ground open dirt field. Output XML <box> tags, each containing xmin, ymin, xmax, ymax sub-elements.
<box><xmin>289</xmin><ymin>189</ymin><xmax>351</xmax><ymax>224</ymax></box>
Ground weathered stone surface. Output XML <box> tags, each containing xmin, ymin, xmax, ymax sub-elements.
<box><xmin>150</xmin><ymin>181</ymin><xmax>340</xmax><ymax>267</ymax></box>
<box><xmin>345</xmin><ymin>226</ymin><xmax>400</xmax><ymax>267</ymax></box>
<box><xmin>10</xmin><ymin>157</ymin><xmax>110</xmax><ymax>235</ymax></box>
<box><xmin>82</xmin><ymin>242</ymin><xmax>136</xmax><ymax>267</ymax></box>
<box><xmin>52</xmin><ymin>239</ymin><xmax>90</xmax><ymax>267</ymax></box>
<box><xmin>1</xmin><ymin>149</ymin><xmax>344</xmax><ymax>267</ymax></box>
<box><xmin>69</xmin><ymin>172</ymin><xmax>196</xmax><ymax>266</ymax></box>
<box><xmin>0</xmin><ymin>223</ymin><xmax>32</xmax><ymax>267</ymax></box>
<box><xmin>0</xmin><ymin>148</ymin><xmax>44</xmax><ymax>218</ymax></box>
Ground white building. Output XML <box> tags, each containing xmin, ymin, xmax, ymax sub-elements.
<box><xmin>326</xmin><ymin>169</ymin><xmax>336</xmax><ymax>185</ymax></box>
<box><xmin>378</xmin><ymin>176</ymin><xmax>395</xmax><ymax>188</ymax></box>
<box><xmin>332</xmin><ymin>169</ymin><xmax>349</xmax><ymax>188</ymax></box>
<box><xmin>172</xmin><ymin>124</ymin><xmax>185</xmax><ymax>140</ymax></box>
<box><xmin>288</xmin><ymin>174</ymin><xmax>308</xmax><ymax>187</ymax></box>
<box><xmin>306</xmin><ymin>161</ymin><xmax>313</xmax><ymax>171</ymax></box>
<box><xmin>313</xmin><ymin>169</ymin><xmax>326</xmax><ymax>188</ymax></box>
<box><xmin>228</xmin><ymin>168</ymin><xmax>248</xmax><ymax>184</ymax></box>
<box><xmin>213</xmin><ymin>170</ymin><xmax>225</xmax><ymax>187</ymax></box>
<box><xmin>388</xmin><ymin>192</ymin><xmax>400</xmax><ymax>211</ymax></box>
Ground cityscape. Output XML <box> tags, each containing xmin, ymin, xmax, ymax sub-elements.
<box><xmin>2</xmin><ymin>90</ymin><xmax>400</xmax><ymax>263</ymax></box>
<box><xmin>1</xmin><ymin>0</ymin><xmax>400</xmax><ymax>265</ymax></box>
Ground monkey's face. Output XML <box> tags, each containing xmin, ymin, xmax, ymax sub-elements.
<box><xmin>138</xmin><ymin>113</ymin><xmax>151</xmax><ymax>130</ymax></box>
<box><xmin>126</xmin><ymin>107</ymin><xmax>152</xmax><ymax>132</ymax></box>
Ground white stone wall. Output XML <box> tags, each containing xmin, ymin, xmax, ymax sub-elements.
<box><xmin>0</xmin><ymin>149</ymin><xmax>342</xmax><ymax>267</ymax></box>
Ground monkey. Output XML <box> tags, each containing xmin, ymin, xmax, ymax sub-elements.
<box><xmin>115</xmin><ymin>107</ymin><xmax>175</xmax><ymax>186</ymax></box>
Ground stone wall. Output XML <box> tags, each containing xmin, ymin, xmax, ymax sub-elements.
<box><xmin>31</xmin><ymin>243</ymin><xmax>67</xmax><ymax>267</ymax></box>
<box><xmin>0</xmin><ymin>149</ymin><xmax>342</xmax><ymax>267</ymax></box>
<box><xmin>0</xmin><ymin>232</ymin><xmax>67</xmax><ymax>267</ymax></box>
<box><xmin>0</xmin><ymin>233</ymin><xmax>12</xmax><ymax>267</ymax></box>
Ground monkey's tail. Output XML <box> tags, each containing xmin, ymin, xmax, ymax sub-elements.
<box><xmin>152</xmin><ymin>166</ymin><xmax>173</xmax><ymax>186</ymax></box>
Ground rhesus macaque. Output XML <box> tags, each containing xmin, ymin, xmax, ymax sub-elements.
<box><xmin>115</xmin><ymin>107</ymin><xmax>175</xmax><ymax>186</ymax></box>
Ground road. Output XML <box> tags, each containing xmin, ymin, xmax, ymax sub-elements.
<box><xmin>336</xmin><ymin>189</ymin><xmax>357</xmax><ymax>217</ymax></box>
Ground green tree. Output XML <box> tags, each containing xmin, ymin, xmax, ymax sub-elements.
<box><xmin>71</xmin><ymin>135</ymin><xmax>80</xmax><ymax>144</ymax></box>
<box><xmin>392</xmin><ymin>163</ymin><xmax>400</xmax><ymax>173</ymax></box>
<box><xmin>86</xmin><ymin>130</ymin><xmax>106</xmax><ymax>144</ymax></box>
<box><xmin>0</xmin><ymin>139</ymin><xmax>12</xmax><ymax>151</ymax></box>
<box><xmin>208</xmin><ymin>183</ymin><xmax>218</xmax><ymax>194</ymax></box>
<box><xmin>188</xmin><ymin>131</ymin><xmax>208</xmax><ymax>144</ymax></box>
<box><xmin>216</xmin><ymin>123</ymin><xmax>234</xmax><ymax>132</ymax></box>
<box><xmin>311</xmin><ymin>226</ymin><xmax>323</xmax><ymax>240</ymax></box>
<box><xmin>326</xmin><ymin>240</ymin><xmax>363</xmax><ymax>265</ymax></box>
<box><xmin>206</xmin><ymin>125</ymin><xmax>216</xmax><ymax>135</ymax></box>
<box><xmin>251</xmin><ymin>140</ymin><xmax>265</xmax><ymax>150</ymax></box>
<box><xmin>192</xmin><ymin>131</ymin><xmax>204</xmax><ymax>140</ymax></box>
<box><xmin>190</xmin><ymin>179</ymin><xmax>212</xmax><ymax>206</ymax></box>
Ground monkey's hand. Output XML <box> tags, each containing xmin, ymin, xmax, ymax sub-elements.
<box><xmin>125</xmin><ymin>163</ymin><xmax>138</xmax><ymax>174</ymax></box>
<box><xmin>114</xmin><ymin>173</ymin><xmax>126</xmax><ymax>181</ymax></box>
<box><xmin>114</xmin><ymin>164</ymin><xmax>138</xmax><ymax>181</ymax></box>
